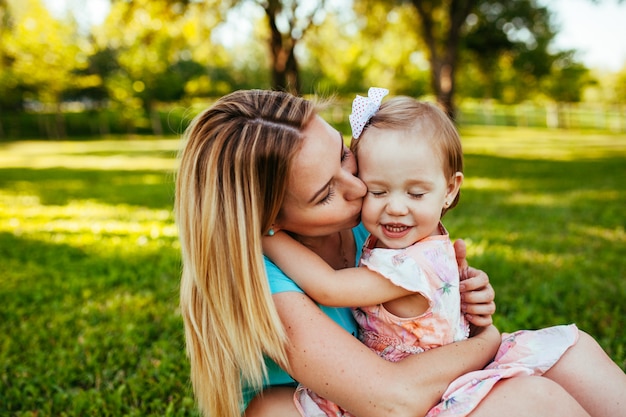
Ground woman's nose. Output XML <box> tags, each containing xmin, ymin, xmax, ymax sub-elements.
<box><xmin>345</xmin><ymin>174</ymin><xmax>367</xmax><ymax>200</ymax></box>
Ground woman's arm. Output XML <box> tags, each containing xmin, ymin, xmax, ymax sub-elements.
<box><xmin>274</xmin><ymin>291</ymin><xmax>501</xmax><ymax>417</ymax></box>
<box><xmin>263</xmin><ymin>231</ymin><xmax>410</xmax><ymax>307</ymax></box>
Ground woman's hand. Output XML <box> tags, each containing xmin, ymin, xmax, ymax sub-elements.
<box><xmin>453</xmin><ymin>239</ymin><xmax>496</xmax><ymax>327</ymax></box>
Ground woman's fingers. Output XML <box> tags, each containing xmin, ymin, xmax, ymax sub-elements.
<box><xmin>459</xmin><ymin>267</ymin><xmax>489</xmax><ymax>290</ymax></box>
<box><xmin>453</xmin><ymin>239</ymin><xmax>469</xmax><ymax>271</ymax></box>
<box><xmin>459</xmin><ymin>267</ymin><xmax>496</xmax><ymax>326</ymax></box>
<box><xmin>465</xmin><ymin>313</ymin><xmax>494</xmax><ymax>327</ymax></box>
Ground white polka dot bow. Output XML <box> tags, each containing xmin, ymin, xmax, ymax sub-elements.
<box><xmin>349</xmin><ymin>87</ymin><xmax>389</xmax><ymax>139</ymax></box>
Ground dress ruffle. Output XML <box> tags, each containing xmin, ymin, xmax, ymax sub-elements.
<box><xmin>426</xmin><ymin>324</ymin><xmax>579</xmax><ymax>416</ymax></box>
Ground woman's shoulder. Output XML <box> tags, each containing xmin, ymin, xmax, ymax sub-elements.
<box><xmin>264</xmin><ymin>256</ymin><xmax>305</xmax><ymax>294</ymax></box>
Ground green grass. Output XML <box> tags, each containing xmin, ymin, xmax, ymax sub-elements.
<box><xmin>0</xmin><ymin>139</ymin><xmax>196</xmax><ymax>416</ymax></box>
<box><xmin>453</xmin><ymin>126</ymin><xmax>626</xmax><ymax>365</ymax></box>
<box><xmin>1</xmin><ymin>126</ymin><xmax>625</xmax><ymax>415</ymax></box>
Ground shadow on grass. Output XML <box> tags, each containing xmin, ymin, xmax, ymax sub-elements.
<box><xmin>0</xmin><ymin>231</ymin><xmax>195</xmax><ymax>416</ymax></box>
<box><xmin>3</xmin><ymin>155</ymin><xmax>624</xmax><ymax>210</ymax></box>
<box><xmin>0</xmin><ymin>167</ymin><xmax>175</xmax><ymax>209</ymax></box>
<box><xmin>465</xmin><ymin>154</ymin><xmax>626</xmax><ymax>189</ymax></box>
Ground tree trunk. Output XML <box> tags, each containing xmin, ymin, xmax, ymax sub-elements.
<box><xmin>410</xmin><ymin>0</ymin><xmax>478</xmax><ymax>120</ymax></box>
<box><xmin>433</xmin><ymin>61</ymin><xmax>456</xmax><ymax>119</ymax></box>
<box><xmin>284</xmin><ymin>44</ymin><xmax>300</xmax><ymax>94</ymax></box>
<box><xmin>265</xmin><ymin>0</ymin><xmax>300</xmax><ymax>94</ymax></box>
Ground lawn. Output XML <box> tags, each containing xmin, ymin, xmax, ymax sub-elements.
<box><xmin>1</xmin><ymin>126</ymin><xmax>625</xmax><ymax>415</ymax></box>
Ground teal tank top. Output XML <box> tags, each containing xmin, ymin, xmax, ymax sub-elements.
<box><xmin>241</xmin><ymin>224</ymin><xmax>369</xmax><ymax>411</ymax></box>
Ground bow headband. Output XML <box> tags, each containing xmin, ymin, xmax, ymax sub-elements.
<box><xmin>349</xmin><ymin>87</ymin><xmax>389</xmax><ymax>139</ymax></box>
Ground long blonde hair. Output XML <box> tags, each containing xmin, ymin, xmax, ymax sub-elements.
<box><xmin>175</xmin><ymin>90</ymin><xmax>317</xmax><ymax>416</ymax></box>
<box><xmin>352</xmin><ymin>97</ymin><xmax>463</xmax><ymax>214</ymax></box>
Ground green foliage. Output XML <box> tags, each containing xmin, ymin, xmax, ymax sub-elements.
<box><xmin>542</xmin><ymin>51</ymin><xmax>594</xmax><ymax>103</ymax></box>
<box><xmin>459</xmin><ymin>0</ymin><xmax>592</xmax><ymax>104</ymax></box>
<box><xmin>92</xmin><ymin>0</ymin><xmax>224</xmax><ymax>116</ymax></box>
<box><xmin>0</xmin><ymin>0</ymin><xmax>90</xmax><ymax>110</ymax></box>
<box><xmin>0</xmin><ymin>106</ymin><xmax>202</xmax><ymax>139</ymax></box>
<box><xmin>613</xmin><ymin>66</ymin><xmax>626</xmax><ymax>103</ymax></box>
<box><xmin>1</xmin><ymin>0</ymin><xmax>624</xmax><ymax>133</ymax></box>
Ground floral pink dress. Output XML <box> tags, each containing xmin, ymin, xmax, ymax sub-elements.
<box><xmin>294</xmin><ymin>224</ymin><xmax>579</xmax><ymax>417</ymax></box>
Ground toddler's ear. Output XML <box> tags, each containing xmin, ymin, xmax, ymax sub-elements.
<box><xmin>447</xmin><ymin>171</ymin><xmax>463</xmax><ymax>198</ymax></box>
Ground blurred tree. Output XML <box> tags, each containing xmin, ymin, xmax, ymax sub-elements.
<box><xmin>303</xmin><ymin>2</ymin><xmax>429</xmax><ymax>97</ymax></box>
<box><xmin>543</xmin><ymin>51</ymin><xmax>593</xmax><ymax>103</ymax></box>
<box><xmin>225</xmin><ymin>0</ymin><xmax>329</xmax><ymax>94</ymax></box>
<box><xmin>94</xmin><ymin>0</ymin><xmax>221</xmax><ymax>134</ymax></box>
<box><xmin>0</xmin><ymin>0</ymin><xmax>25</xmax><ymax>113</ymax></box>
<box><xmin>354</xmin><ymin>0</ymin><xmax>592</xmax><ymax>119</ymax></box>
<box><xmin>63</xmin><ymin>46</ymin><xmax>117</xmax><ymax>106</ymax></box>
<box><xmin>264</xmin><ymin>0</ymin><xmax>323</xmax><ymax>93</ymax></box>
<box><xmin>401</xmin><ymin>0</ymin><xmax>478</xmax><ymax>118</ymax></box>
<box><xmin>0</xmin><ymin>0</ymin><xmax>92</xmax><ymax>137</ymax></box>
<box><xmin>462</xmin><ymin>0</ymin><xmax>558</xmax><ymax>103</ymax></box>
<box><xmin>615</xmin><ymin>66</ymin><xmax>626</xmax><ymax>104</ymax></box>
<box><xmin>541</xmin><ymin>51</ymin><xmax>594</xmax><ymax>128</ymax></box>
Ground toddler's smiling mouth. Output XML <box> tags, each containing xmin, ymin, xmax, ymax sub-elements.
<box><xmin>383</xmin><ymin>224</ymin><xmax>411</xmax><ymax>233</ymax></box>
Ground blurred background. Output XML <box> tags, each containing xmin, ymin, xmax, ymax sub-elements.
<box><xmin>1</xmin><ymin>0</ymin><xmax>625</xmax><ymax>139</ymax></box>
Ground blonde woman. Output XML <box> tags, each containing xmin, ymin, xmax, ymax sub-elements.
<box><xmin>175</xmin><ymin>89</ymin><xmax>623</xmax><ymax>417</ymax></box>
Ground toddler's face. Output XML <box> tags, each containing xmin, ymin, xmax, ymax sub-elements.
<box><xmin>357</xmin><ymin>128</ymin><xmax>460</xmax><ymax>249</ymax></box>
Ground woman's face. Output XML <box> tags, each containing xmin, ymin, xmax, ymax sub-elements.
<box><xmin>276</xmin><ymin>115</ymin><xmax>366</xmax><ymax>238</ymax></box>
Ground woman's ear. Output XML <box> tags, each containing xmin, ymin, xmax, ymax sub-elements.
<box><xmin>266</xmin><ymin>224</ymin><xmax>282</xmax><ymax>236</ymax></box>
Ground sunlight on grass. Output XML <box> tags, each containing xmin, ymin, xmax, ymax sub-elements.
<box><xmin>467</xmin><ymin>238</ymin><xmax>566</xmax><ymax>269</ymax></box>
<box><xmin>461</xmin><ymin>126</ymin><xmax>626</xmax><ymax>160</ymax></box>
<box><xmin>0</xmin><ymin>138</ymin><xmax>181</xmax><ymax>170</ymax></box>
<box><xmin>80</xmin><ymin>290</ymin><xmax>158</xmax><ymax>317</ymax></box>
<box><xmin>505</xmin><ymin>189</ymin><xmax>622</xmax><ymax>207</ymax></box>
<box><xmin>575</xmin><ymin>224</ymin><xmax>626</xmax><ymax>243</ymax></box>
<box><xmin>1</xmin><ymin>192</ymin><xmax>179</xmax><ymax>255</ymax></box>
<box><xmin>464</xmin><ymin>177</ymin><xmax>516</xmax><ymax>190</ymax></box>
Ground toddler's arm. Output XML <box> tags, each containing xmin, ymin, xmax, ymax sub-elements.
<box><xmin>262</xmin><ymin>231</ymin><xmax>410</xmax><ymax>307</ymax></box>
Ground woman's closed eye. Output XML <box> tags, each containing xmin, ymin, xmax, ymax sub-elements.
<box><xmin>316</xmin><ymin>146</ymin><xmax>351</xmax><ymax>206</ymax></box>
<box><xmin>318</xmin><ymin>187</ymin><xmax>336</xmax><ymax>205</ymax></box>
<box><xmin>341</xmin><ymin>148</ymin><xmax>352</xmax><ymax>164</ymax></box>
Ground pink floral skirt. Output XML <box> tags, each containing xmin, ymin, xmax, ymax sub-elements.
<box><xmin>294</xmin><ymin>324</ymin><xmax>579</xmax><ymax>417</ymax></box>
